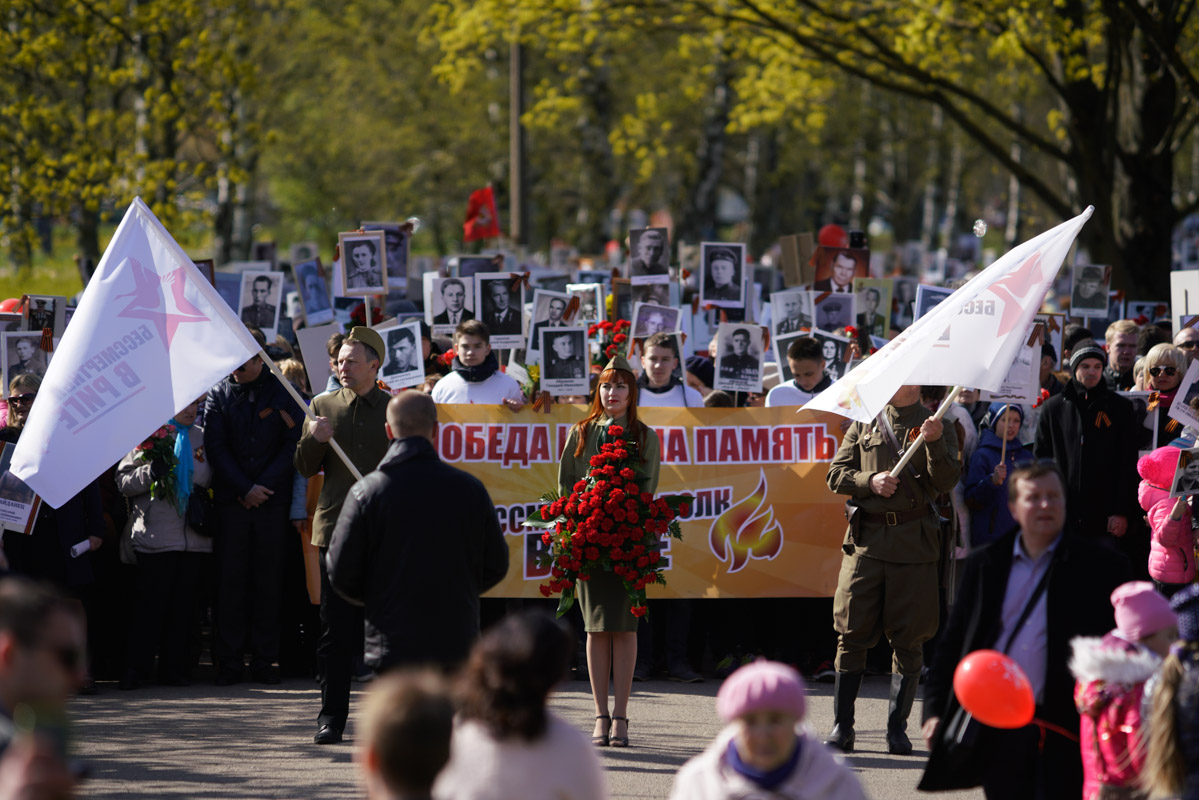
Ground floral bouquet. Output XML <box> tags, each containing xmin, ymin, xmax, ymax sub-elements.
<box><xmin>588</xmin><ymin>320</ymin><xmax>631</xmax><ymax>369</ymax></box>
<box><xmin>135</xmin><ymin>424</ymin><xmax>179</xmax><ymax>504</ymax></box>
<box><xmin>525</xmin><ymin>424</ymin><xmax>689</xmax><ymax>618</ymax></box>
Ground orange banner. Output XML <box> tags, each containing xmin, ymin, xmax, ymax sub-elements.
<box><xmin>436</xmin><ymin>405</ymin><xmax>848</xmax><ymax>598</ymax></box>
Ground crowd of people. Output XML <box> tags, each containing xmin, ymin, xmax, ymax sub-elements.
<box><xmin>4</xmin><ymin>236</ymin><xmax>1199</xmax><ymax>799</ymax></box>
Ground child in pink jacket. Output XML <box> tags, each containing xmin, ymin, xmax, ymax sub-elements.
<box><xmin>1138</xmin><ymin>446</ymin><xmax>1196</xmax><ymax>598</ymax></box>
<box><xmin>1070</xmin><ymin>582</ymin><xmax>1178</xmax><ymax>800</ymax></box>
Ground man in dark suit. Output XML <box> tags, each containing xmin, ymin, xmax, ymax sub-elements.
<box><xmin>814</xmin><ymin>251</ymin><xmax>858</xmax><ymax>293</ymax></box>
<box><xmin>530</xmin><ymin>297</ymin><xmax>566</xmax><ymax>349</ymax></box>
<box><xmin>483</xmin><ymin>280</ymin><xmax>520</xmax><ymax>336</ymax></box>
<box><xmin>630</xmin><ymin>228</ymin><xmax>669</xmax><ymax>275</ymax></box>
<box><xmin>432</xmin><ymin>279</ymin><xmax>473</xmax><ymax>327</ymax></box>
<box><xmin>856</xmin><ymin>287</ymin><xmax>886</xmax><ymax>337</ymax></box>
<box><xmin>921</xmin><ymin>462</ymin><xmax>1131</xmax><ymax>798</ymax></box>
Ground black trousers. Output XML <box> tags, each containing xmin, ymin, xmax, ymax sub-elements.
<box><xmin>127</xmin><ymin>551</ymin><xmax>205</xmax><ymax>683</ymax></box>
<box><xmin>636</xmin><ymin>599</ymin><xmax>693</xmax><ymax>670</ymax></box>
<box><xmin>981</xmin><ymin>723</ymin><xmax>1083</xmax><ymax>800</ymax></box>
<box><xmin>316</xmin><ymin>546</ymin><xmax>364</xmax><ymax>731</ymax></box>
<box><xmin>214</xmin><ymin>503</ymin><xmax>288</xmax><ymax>670</ymax></box>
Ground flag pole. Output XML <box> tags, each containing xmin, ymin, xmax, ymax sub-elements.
<box><xmin>892</xmin><ymin>386</ymin><xmax>963</xmax><ymax>475</ymax></box>
<box><xmin>258</xmin><ymin>348</ymin><xmax>364</xmax><ymax>482</ymax></box>
<box><xmin>999</xmin><ymin>404</ymin><xmax>1010</xmax><ymax>464</ymax></box>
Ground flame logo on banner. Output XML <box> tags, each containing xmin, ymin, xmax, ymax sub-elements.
<box><xmin>709</xmin><ymin>470</ymin><xmax>783</xmax><ymax>573</ymax></box>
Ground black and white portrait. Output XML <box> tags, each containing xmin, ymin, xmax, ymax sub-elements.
<box><xmin>380</xmin><ymin>321</ymin><xmax>426</xmax><ymax>389</ymax></box>
<box><xmin>612</xmin><ymin>279</ymin><xmax>633</xmax><ymax>323</ymax></box>
<box><xmin>814</xmin><ymin>292</ymin><xmax>855</xmax><ymax>332</ymax></box>
<box><xmin>773</xmin><ymin>331</ymin><xmax>809</xmax><ymax>384</ymax></box>
<box><xmin>0</xmin><ymin>443</ymin><xmax>34</xmax><ymax>509</ymax></box>
<box><xmin>3</xmin><ymin>332</ymin><xmax>50</xmax><ymax>393</ymax></box>
<box><xmin>528</xmin><ymin>290</ymin><xmax>572</xmax><ymax>355</ymax></box>
<box><xmin>714</xmin><ymin>323</ymin><xmax>764</xmax><ymax>393</ymax></box>
<box><xmin>566</xmin><ymin>283</ymin><xmax>603</xmax><ymax>324</ymax></box>
<box><xmin>475</xmin><ymin>271</ymin><xmax>525</xmax><ymax>348</ymax></box>
<box><xmin>22</xmin><ymin>295</ymin><xmax>64</xmax><ymax>339</ymax></box>
<box><xmin>914</xmin><ymin>284</ymin><xmax>954</xmax><ymax>323</ymax></box>
<box><xmin>363</xmin><ymin>222</ymin><xmax>410</xmax><ymax>289</ymax></box>
<box><xmin>337</xmin><ymin>231</ymin><xmax>388</xmax><ymax>296</ymax></box>
<box><xmin>630</xmin><ymin>275</ymin><xmax>672</xmax><ymax>307</ymax></box>
<box><xmin>540</xmin><ymin>327</ymin><xmax>589</xmax><ymax>396</ymax></box>
<box><xmin>294</xmin><ymin>260</ymin><xmax>333</xmax><ymax>327</ymax></box>
<box><xmin>238</xmin><ymin>271</ymin><xmax>284</xmax><ymax>336</ymax></box>
<box><xmin>0</xmin><ymin>314</ymin><xmax>21</xmax><ymax>335</ymax></box>
<box><xmin>1071</xmin><ymin>264</ymin><xmax>1112</xmax><ymax>317</ymax></box>
<box><xmin>1170</xmin><ymin>447</ymin><xmax>1199</xmax><ymax>498</ymax></box>
<box><xmin>1169</xmin><ymin>360</ymin><xmax>1199</xmax><ymax>433</ymax></box>
<box><xmin>771</xmin><ymin>289</ymin><xmax>812</xmax><ymax>336</ymax></box>
<box><xmin>289</xmin><ymin>242</ymin><xmax>319</xmax><ymax>265</ymax></box>
<box><xmin>700</xmin><ymin>243</ymin><xmax>747</xmax><ymax>309</ymax></box>
<box><xmin>631</xmin><ymin>302</ymin><xmax>680</xmax><ymax>338</ymax></box>
<box><xmin>1120</xmin><ymin>390</ymin><xmax>1160</xmax><ymax>457</ymax></box>
<box><xmin>455</xmin><ymin>256</ymin><xmax>497</xmax><ymax>281</ymax></box>
<box><xmin>853</xmin><ymin>278</ymin><xmax>892</xmax><ymax>339</ymax></box>
<box><xmin>629</xmin><ymin>227</ymin><xmax>670</xmax><ymax>276</ymax></box>
<box><xmin>214</xmin><ymin>272</ymin><xmax>241</xmax><ymax>313</ymax></box>
<box><xmin>193</xmin><ymin>259</ymin><xmax>216</xmax><ymax>287</ymax></box>
<box><xmin>891</xmin><ymin>277</ymin><xmax>918</xmax><ymax>331</ymax></box>
<box><xmin>424</xmin><ymin>274</ymin><xmax>475</xmax><ymax>336</ymax></box>
<box><xmin>251</xmin><ymin>241</ymin><xmax>277</xmax><ymax>267</ymax></box>
<box><xmin>812</xmin><ymin>331</ymin><xmax>850</xmax><ymax>382</ymax></box>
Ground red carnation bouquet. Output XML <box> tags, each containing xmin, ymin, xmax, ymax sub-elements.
<box><xmin>588</xmin><ymin>319</ymin><xmax>630</xmax><ymax>368</ymax></box>
<box><xmin>525</xmin><ymin>424</ymin><xmax>689</xmax><ymax>618</ymax></box>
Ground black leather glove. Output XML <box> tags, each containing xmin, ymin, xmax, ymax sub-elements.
<box><xmin>149</xmin><ymin>458</ymin><xmax>171</xmax><ymax>481</ymax></box>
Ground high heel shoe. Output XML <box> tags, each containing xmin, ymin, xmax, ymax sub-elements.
<box><xmin>610</xmin><ymin>715</ymin><xmax>629</xmax><ymax>747</ymax></box>
<box><xmin>592</xmin><ymin>715</ymin><xmax>611</xmax><ymax>747</ymax></box>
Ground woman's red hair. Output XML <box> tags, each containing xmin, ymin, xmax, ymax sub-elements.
<box><xmin>572</xmin><ymin>368</ymin><xmax>644</xmax><ymax>456</ymax></box>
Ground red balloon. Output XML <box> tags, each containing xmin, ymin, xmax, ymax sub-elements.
<box><xmin>0</xmin><ymin>299</ymin><xmax>19</xmax><ymax>313</ymax></box>
<box><xmin>952</xmin><ymin>649</ymin><xmax>1034</xmax><ymax>729</ymax></box>
<box><xmin>818</xmin><ymin>224</ymin><xmax>849</xmax><ymax>248</ymax></box>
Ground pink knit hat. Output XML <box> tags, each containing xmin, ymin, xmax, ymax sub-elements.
<box><xmin>1112</xmin><ymin>581</ymin><xmax>1177</xmax><ymax>641</ymax></box>
<box><xmin>715</xmin><ymin>660</ymin><xmax>806</xmax><ymax>722</ymax></box>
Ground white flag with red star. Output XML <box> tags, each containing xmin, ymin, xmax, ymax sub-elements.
<box><xmin>12</xmin><ymin>197</ymin><xmax>260</xmax><ymax>507</ymax></box>
<box><xmin>802</xmin><ymin>207</ymin><xmax>1093</xmax><ymax>423</ymax></box>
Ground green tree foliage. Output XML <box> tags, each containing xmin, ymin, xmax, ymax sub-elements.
<box><xmin>432</xmin><ymin>0</ymin><xmax>1198</xmax><ymax>293</ymax></box>
<box><xmin>0</xmin><ymin>0</ymin><xmax>263</xmax><ymax>273</ymax></box>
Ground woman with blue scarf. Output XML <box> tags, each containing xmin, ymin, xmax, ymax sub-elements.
<box><xmin>115</xmin><ymin>396</ymin><xmax>213</xmax><ymax>689</ymax></box>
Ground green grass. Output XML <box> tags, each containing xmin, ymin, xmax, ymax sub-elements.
<box><xmin>0</xmin><ymin>222</ymin><xmax>215</xmax><ymax>301</ymax></box>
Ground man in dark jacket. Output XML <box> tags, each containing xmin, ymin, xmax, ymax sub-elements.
<box><xmin>205</xmin><ymin>351</ymin><xmax>304</xmax><ymax>685</ymax></box>
<box><xmin>921</xmin><ymin>463</ymin><xmax>1130</xmax><ymax>798</ymax></box>
<box><xmin>1033</xmin><ymin>343</ymin><xmax>1138</xmax><ymax>546</ymax></box>
<box><xmin>326</xmin><ymin>392</ymin><xmax>508</xmax><ymax>672</ymax></box>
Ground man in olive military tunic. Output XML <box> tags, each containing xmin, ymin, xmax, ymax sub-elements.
<box><xmin>294</xmin><ymin>326</ymin><xmax>391</xmax><ymax>745</ymax></box>
<box><xmin>823</xmin><ymin>384</ymin><xmax>959</xmax><ymax>756</ymax></box>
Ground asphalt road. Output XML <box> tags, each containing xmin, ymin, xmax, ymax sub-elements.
<box><xmin>69</xmin><ymin>673</ymin><xmax>983</xmax><ymax>799</ymax></box>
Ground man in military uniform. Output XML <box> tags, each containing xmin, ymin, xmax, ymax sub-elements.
<box><xmin>718</xmin><ymin>328</ymin><xmax>758</xmax><ymax>383</ymax></box>
<box><xmin>544</xmin><ymin>331</ymin><xmax>584</xmax><ymax>380</ymax></box>
<box><xmin>704</xmin><ymin>248</ymin><xmax>741</xmax><ymax>303</ymax></box>
<box><xmin>241</xmin><ymin>275</ymin><xmax>277</xmax><ymax>329</ymax></box>
<box><xmin>295</xmin><ymin>326</ymin><xmax>392</xmax><ymax>745</ymax></box>
<box><xmin>823</xmin><ymin>384</ymin><xmax>959</xmax><ymax>756</ymax></box>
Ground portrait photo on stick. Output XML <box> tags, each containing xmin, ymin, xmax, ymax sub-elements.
<box><xmin>540</xmin><ymin>327</ymin><xmax>589</xmax><ymax>396</ymax></box>
<box><xmin>474</xmin><ymin>272</ymin><xmax>525</xmax><ymax>348</ymax></box>
<box><xmin>713</xmin><ymin>322</ymin><xmax>765</xmax><ymax>393</ymax></box>
<box><xmin>700</xmin><ymin>243</ymin><xmax>746</xmax><ymax>309</ymax></box>
<box><xmin>337</xmin><ymin>231</ymin><xmax>388</xmax><ymax>296</ymax></box>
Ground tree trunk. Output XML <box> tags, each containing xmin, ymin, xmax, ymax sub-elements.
<box><xmin>75</xmin><ymin>208</ymin><xmax>100</xmax><ymax>280</ymax></box>
<box><xmin>677</xmin><ymin>54</ymin><xmax>731</xmax><ymax>244</ymax></box>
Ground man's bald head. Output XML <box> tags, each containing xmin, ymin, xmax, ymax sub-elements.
<box><xmin>386</xmin><ymin>392</ymin><xmax>438</xmax><ymax>441</ymax></box>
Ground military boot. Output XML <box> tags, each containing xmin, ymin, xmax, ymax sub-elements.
<box><xmin>886</xmin><ymin>672</ymin><xmax>920</xmax><ymax>755</ymax></box>
<box><xmin>823</xmin><ymin>671</ymin><xmax>863</xmax><ymax>752</ymax></box>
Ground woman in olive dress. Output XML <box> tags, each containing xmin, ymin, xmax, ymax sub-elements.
<box><xmin>558</xmin><ymin>355</ymin><xmax>661</xmax><ymax>749</ymax></box>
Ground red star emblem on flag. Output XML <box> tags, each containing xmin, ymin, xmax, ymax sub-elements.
<box><xmin>115</xmin><ymin>258</ymin><xmax>210</xmax><ymax>347</ymax></box>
